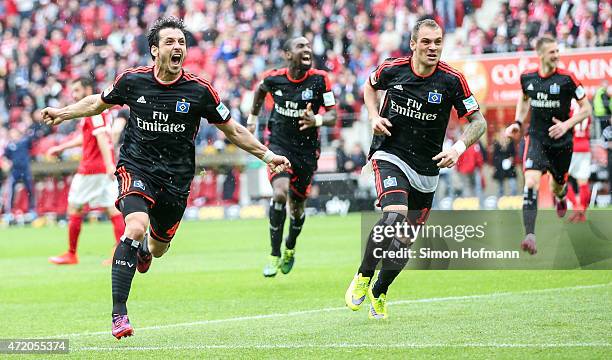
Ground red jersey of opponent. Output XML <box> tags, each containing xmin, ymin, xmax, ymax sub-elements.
<box><xmin>77</xmin><ymin>110</ymin><xmax>115</xmax><ymax>174</ymax></box>
<box><xmin>570</xmin><ymin>103</ymin><xmax>591</xmax><ymax>153</ymax></box>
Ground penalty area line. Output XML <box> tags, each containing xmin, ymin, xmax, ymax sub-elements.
<box><xmin>54</xmin><ymin>282</ymin><xmax>611</xmax><ymax>338</ymax></box>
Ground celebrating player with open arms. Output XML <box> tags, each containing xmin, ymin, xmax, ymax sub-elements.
<box><xmin>345</xmin><ymin>19</ymin><xmax>487</xmax><ymax>319</ymax></box>
<box><xmin>505</xmin><ymin>36</ymin><xmax>592</xmax><ymax>255</ymax></box>
<box><xmin>41</xmin><ymin>17</ymin><xmax>290</xmax><ymax>339</ymax></box>
<box><xmin>247</xmin><ymin>36</ymin><xmax>337</xmax><ymax>277</ymax></box>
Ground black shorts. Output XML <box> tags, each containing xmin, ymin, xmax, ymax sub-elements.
<box><xmin>523</xmin><ymin>135</ymin><xmax>572</xmax><ymax>185</ymax></box>
<box><xmin>115</xmin><ymin>166</ymin><xmax>187</xmax><ymax>243</ymax></box>
<box><xmin>267</xmin><ymin>143</ymin><xmax>318</xmax><ymax>200</ymax></box>
<box><xmin>372</xmin><ymin>159</ymin><xmax>433</xmax><ymax>224</ymax></box>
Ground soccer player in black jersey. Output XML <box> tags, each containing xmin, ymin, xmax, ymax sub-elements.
<box><xmin>41</xmin><ymin>17</ymin><xmax>290</xmax><ymax>339</ymax></box>
<box><xmin>344</xmin><ymin>19</ymin><xmax>487</xmax><ymax>319</ymax></box>
<box><xmin>505</xmin><ymin>36</ymin><xmax>592</xmax><ymax>255</ymax></box>
<box><xmin>247</xmin><ymin>36</ymin><xmax>337</xmax><ymax>277</ymax></box>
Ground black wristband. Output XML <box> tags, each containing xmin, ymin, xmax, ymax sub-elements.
<box><xmin>514</xmin><ymin>120</ymin><xmax>522</xmax><ymax>128</ymax></box>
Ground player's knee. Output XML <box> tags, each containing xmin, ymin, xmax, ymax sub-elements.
<box><xmin>272</xmin><ymin>189</ymin><xmax>288</xmax><ymax>204</ymax></box>
<box><xmin>525</xmin><ymin>175</ymin><xmax>540</xmax><ymax>189</ymax></box>
<box><xmin>289</xmin><ymin>199</ymin><xmax>304</xmax><ymax>217</ymax></box>
<box><xmin>124</xmin><ymin>222</ymin><xmax>146</xmax><ymax>240</ymax></box>
<box><xmin>124</xmin><ymin>214</ymin><xmax>148</xmax><ymax>241</ymax></box>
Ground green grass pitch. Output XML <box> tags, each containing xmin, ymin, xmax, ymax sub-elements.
<box><xmin>1</xmin><ymin>214</ymin><xmax>611</xmax><ymax>359</ymax></box>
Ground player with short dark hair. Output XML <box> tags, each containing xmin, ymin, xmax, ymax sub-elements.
<box><xmin>247</xmin><ymin>36</ymin><xmax>337</xmax><ymax>277</ymax></box>
<box><xmin>47</xmin><ymin>77</ymin><xmax>125</xmax><ymax>266</ymax></box>
<box><xmin>505</xmin><ymin>35</ymin><xmax>592</xmax><ymax>254</ymax></box>
<box><xmin>344</xmin><ymin>19</ymin><xmax>487</xmax><ymax>319</ymax></box>
<box><xmin>41</xmin><ymin>17</ymin><xmax>290</xmax><ymax>340</ymax></box>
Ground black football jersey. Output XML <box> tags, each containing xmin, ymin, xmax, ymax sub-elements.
<box><xmin>260</xmin><ymin>68</ymin><xmax>335</xmax><ymax>153</ymax></box>
<box><xmin>368</xmin><ymin>57</ymin><xmax>480</xmax><ymax>176</ymax></box>
<box><xmin>520</xmin><ymin>68</ymin><xmax>585</xmax><ymax>146</ymax></box>
<box><xmin>101</xmin><ymin>66</ymin><xmax>230</xmax><ymax>197</ymax></box>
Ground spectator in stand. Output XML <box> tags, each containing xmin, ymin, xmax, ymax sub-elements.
<box><xmin>2</xmin><ymin>127</ymin><xmax>37</xmax><ymax>216</ymax></box>
<box><xmin>492</xmin><ymin>129</ymin><xmax>518</xmax><ymax>197</ymax></box>
<box><xmin>345</xmin><ymin>143</ymin><xmax>367</xmax><ymax>173</ymax></box>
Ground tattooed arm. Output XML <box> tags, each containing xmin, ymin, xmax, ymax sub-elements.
<box><xmin>433</xmin><ymin>110</ymin><xmax>487</xmax><ymax>168</ymax></box>
<box><xmin>459</xmin><ymin>111</ymin><xmax>487</xmax><ymax>147</ymax></box>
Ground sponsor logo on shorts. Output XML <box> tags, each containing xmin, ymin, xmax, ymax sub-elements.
<box><xmin>383</xmin><ymin>176</ymin><xmax>397</xmax><ymax>188</ymax></box>
<box><xmin>133</xmin><ymin>180</ymin><xmax>145</xmax><ymax>191</ymax></box>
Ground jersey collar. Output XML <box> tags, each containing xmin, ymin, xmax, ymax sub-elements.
<box><xmin>537</xmin><ymin>67</ymin><xmax>557</xmax><ymax>78</ymax></box>
<box><xmin>286</xmin><ymin>68</ymin><xmax>310</xmax><ymax>83</ymax></box>
<box><xmin>410</xmin><ymin>57</ymin><xmax>437</xmax><ymax>78</ymax></box>
<box><xmin>153</xmin><ymin>66</ymin><xmax>184</xmax><ymax>86</ymax></box>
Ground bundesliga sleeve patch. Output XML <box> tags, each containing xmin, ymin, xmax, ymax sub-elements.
<box><xmin>575</xmin><ymin>85</ymin><xmax>585</xmax><ymax>99</ymax></box>
<box><xmin>462</xmin><ymin>95</ymin><xmax>479</xmax><ymax>112</ymax></box>
<box><xmin>369</xmin><ymin>72</ymin><xmax>378</xmax><ymax>86</ymax></box>
<box><xmin>323</xmin><ymin>91</ymin><xmax>336</xmax><ymax>106</ymax></box>
<box><xmin>216</xmin><ymin>102</ymin><xmax>230</xmax><ymax>120</ymax></box>
<box><xmin>103</xmin><ymin>85</ymin><xmax>113</xmax><ymax>97</ymax></box>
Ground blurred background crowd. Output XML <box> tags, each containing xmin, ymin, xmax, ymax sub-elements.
<box><xmin>0</xmin><ymin>0</ymin><xmax>611</xmax><ymax>219</ymax></box>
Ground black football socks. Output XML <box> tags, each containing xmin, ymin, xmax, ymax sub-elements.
<box><xmin>269</xmin><ymin>200</ymin><xmax>286</xmax><ymax>257</ymax></box>
<box><xmin>358</xmin><ymin>212</ymin><xmax>406</xmax><ymax>279</ymax></box>
<box><xmin>523</xmin><ymin>187</ymin><xmax>538</xmax><ymax>235</ymax></box>
<box><xmin>112</xmin><ymin>237</ymin><xmax>139</xmax><ymax>315</ymax></box>
<box><xmin>285</xmin><ymin>213</ymin><xmax>305</xmax><ymax>250</ymax></box>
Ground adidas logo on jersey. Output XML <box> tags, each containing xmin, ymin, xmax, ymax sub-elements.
<box><xmin>137</xmin><ymin>96</ymin><xmax>146</xmax><ymax>103</ymax></box>
<box><xmin>393</xmin><ymin>84</ymin><xmax>403</xmax><ymax>91</ymax></box>
<box><xmin>275</xmin><ymin>89</ymin><xmax>283</xmax><ymax>96</ymax></box>
<box><xmin>527</xmin><ymin>83</ymin><xmax>534</xmax><ymax>91</ymax></box>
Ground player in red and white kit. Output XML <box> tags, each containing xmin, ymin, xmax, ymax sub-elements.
<box><xmin>567</xmin><ymin>102</ymin><xmax>592</xmax><ymax>222</ymax></box>
<box><xmin>48</xmin><ymin>77</ymin><xmax>125</xmax><ymax>265</ymax></box>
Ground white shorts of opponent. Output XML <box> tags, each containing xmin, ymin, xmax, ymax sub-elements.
<box><xmin>67</xmin><ymin>174</ymin><xmax>119</xmax><ymax>208</ymax></box>
<box><xmin>568</xmin><ymin>152</ymin><xmax>591</xmax><ymax>180</ymax></box>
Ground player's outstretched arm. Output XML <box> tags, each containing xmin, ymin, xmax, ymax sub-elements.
<box><xmin>46</xmin><ymin>134</ymin><xmax>83</xmax><ymax>157</ymax></box>
<box><xmin>215</xmin><ymin>118</ymin><xmax>291</xmax><ymax>173</ymax></box>
<box><xmin>506</xmin><ymin>94</ymin><xmax>530</xmax><ymax>138</ymax></box>
<box><xmin>246</xmin><ymin>84</ymin><xmax>269</xmax><ymax>133</ymax></box>
<box><xmin>41</xmin><ymin>94</ymin><xmax>113</xmax><ymax>126</ymax></box>
<box><xmin>433</xmin><ymin>111</ymin><xmax>487</xmax><ymax>168</ymax></box>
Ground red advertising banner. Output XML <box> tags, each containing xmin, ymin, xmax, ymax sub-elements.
<box><xmin>447</xmin><ymin>47</ymin><xmax>612</xmax><ymax>107</ymax></box>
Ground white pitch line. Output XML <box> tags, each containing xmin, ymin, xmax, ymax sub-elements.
<box><xmin>53</xmin><ymin>282</ymin><xmax>611</xmax><ymax>338</ymax></box>
<box><xmin>75</xmin><ymin>343</ymin><xmax>612</xmax><ymax>351</ymax></box>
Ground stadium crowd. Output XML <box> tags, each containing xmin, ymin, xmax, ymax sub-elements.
<box><xmin>456</xmin><ymin>0</ymin><xmax>612</xmax><ymax>54</ymax></box>
<box><xmin>0</xmin><ymin>0</ymin><xmax>610</xmax><ymax>216</ymax></box>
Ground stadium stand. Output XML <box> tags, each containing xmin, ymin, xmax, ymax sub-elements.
<box><xmin>0</xmin><ymin>0</ymin><xmax>610</xmax><ymax>219</ymax></box>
